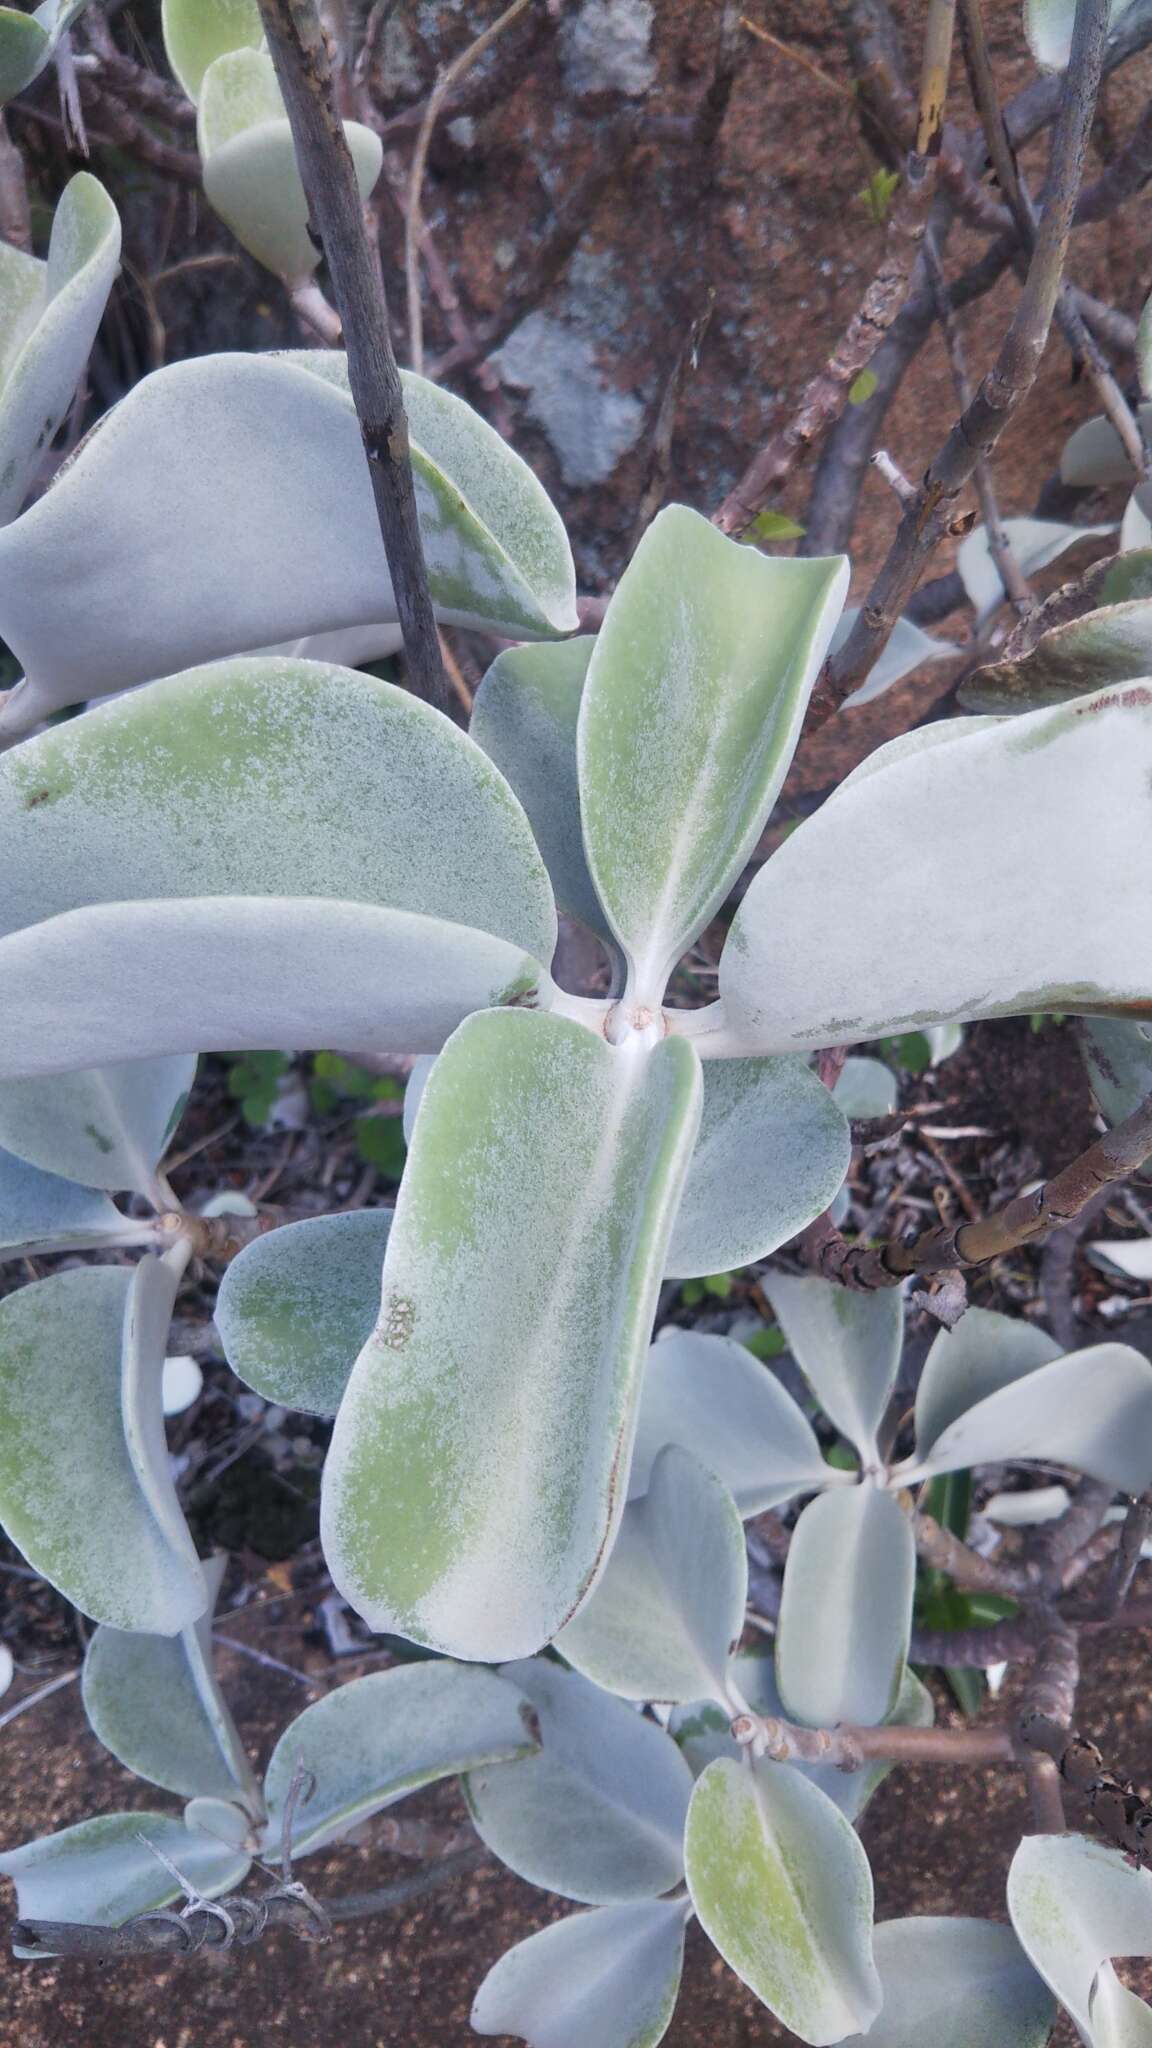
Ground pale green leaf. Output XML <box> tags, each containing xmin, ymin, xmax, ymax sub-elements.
<box><xmin>322</xmin><ymin>1009</ymin><xmax>701</xmax><ymax>1660</ymax></box>
<box><xmin>719</xmin><ymin>688</ymin><xmax>1152</xmax><ymax>1051</ymax></box>
<box><xmin>775</xmin><ymin>1484</ymin><xmax>915</xmax><ymax>1728</ymax></box>
<box><xmin>833</xmin><ymin>1057</ymin><xmax>897</xmax><ymax>1120</ymax></box>
<box><xmin>684</xmin><ymin>1756</ymin><xmax>881</xmax><ymax>2043</ymax></box>
<box><xmin>196</xmin><ymin>44</ymin><xmax>281</xmax><ymax>148</ymax></box>
<box><xmin>761</xmin><ymin>1273</ymin><xmax>902</xmax><ymax>1463</ymax></box>
<box><xmin>576</xmin><ymin>504</ymin><xmax>847</xmax><ymax>999</ymax></box>
<box><xmin>0</xmin><ymin>1813</ymin><xmax>249</xmax><ymax>1957</ymax></box>
<box><xmin>0</xmin><ymin>0</ymin><xmax>89</xmax><ymax>106</ymax></box>
<box><xmin>838</xmin><ymin>1917</ymin><xmax>1054</xmax><ymax>2047</ymax></box>
<box><xmin>628</xmin><ymin>1330</ymin><xmax>828</xmax><ymax>1516</ymax></box>
<box><xmin>1088</xmin><ymin>1236</ymin><xmax>1152</xmax><ymax>1281</ymax></box>
<box><xmin>1123</xmin><ymin>485</ymin><xmax>1152</xmax><ymax>552</ymax></box>
<box><xmin>556</xmin><ymin>1444</ymin><xmax>748</xmax><ymax>1703</ymax></box>
<box><xmin>914</xmin><ymin>1306</ymin><xmax>1063</xmax><ymax>1450</ymax></box>
<box><xmin>1082</xmin><ymin>1016</ymin><xmax>1152</xmax><ymax>1125</ymax></box>
<box><xmin>830</xmin><ymin>610</ymin><xmax>961</xmax><ymax>710</ymax></box>
<box><xmin>1008</xmin><ymin>1833</ymin><xmax>1152</xmax><ymax>2038</ymax></box>
<box><xmin>666</xmin><ymin>1055</ymin><xmax>850</xmax><ymax>1279</ymax></box>
<box><xmin>905</xmin><ymin>1341</ymin><xmax>1152</xmax><ymax>1493</ymax></box>
<box><xmin>957</xmin><ymin>518</ymin><xmax>1116</xmax><ymax>626</ymax></box>
<box><xmin>471</xmin><ymin>1899</ymin><xmax>689</xmax><ymax>2048</ymax></box>
<box><xmin>161</xmin><ymin>0</ymin><xmax>262</xmax><ymax>102</ymax></box>
<box><xmin>82</xmin><ymin>1555</ymin><xmax>260</xmax><ymax>1814</ymax></box>
<box><xmin>1025</xmin><ymin>0</ymin><xmax>1137</xmax><ymax>70</ymax></box>
<box><xmin>0</xmin><ymin>1262</ymin><xmax>205</xmax><ymax>1632</ymax></box>
<box><xmin>1060</xmin><ymin>406</ymin><xmax>1152</xmax><ymax>487</ymax></box>
<box><xmin>262</xmin><ymin>1662</ymin><xmax>538</xmax><ymax>1858</ymax></box>
<box><xmin>962</xmin><ymin>598</ymin><xmax>1152</xmax><ymax>713</ymax></box>
<box><xmin>216</xmin><ymin>1209</ymin><xmax>391</xmax><ymax>1416</ymax></box>
<box><xmin>1092</xmin><ymin>1962</ymin><xmax>1152</xmax><ymax>2047</ymax></box>
<box><xmin>0</xmin><ymin>1143</ymin><xmax>125</xmax><ymax>1258</ymax></box>
<box><xmin>0</xmin><ymin>354</ymin><xmax>577</xmax><ymax>734</ymax></box>
<box><xmin>0</xmin><ymin>1056</ymin><xmax>194</xmax><ymax>1196</ymax></box>
<box><xmin>464</xmin><ymin>1658</ymin><xmax>693</xmax><ymax>1905</ymax></box>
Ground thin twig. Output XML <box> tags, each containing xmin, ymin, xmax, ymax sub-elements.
<box><xmin>0</xmin><ymin>1669</ymin><xmax>79</xmax><ymax>1733</ymax></box>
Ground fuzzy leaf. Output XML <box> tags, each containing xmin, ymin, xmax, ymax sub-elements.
<box><xmin>1025</xmin><ymin>0</ymin><xmax>1137</xmax><ymax>71</ymax></box>
<box><xmin>0</xmin><ymin>1813</ymin><xmax>249</xmax><ymax>1956</ymax></box>
<box><xmin>907</xmin><ymin>1342</ymin><xmax>1152</xmax><ymax>1493</ymax></box>
<box><xmin>471</xmin><ymin>1899</ymin><xmax>689</xmax><ymax>2048</ymax></box>
<box><xmin>914</xmin><ymin>1306</ymin><xmax>1063</xmax><ymax>1450</ymax></box>
<box><xmin>262</xmin><ymin>1662</ymin><xmax>538</xmax><ymax>1858</ymax></box>
<box><xmin>0</xmin><ymin>173</ymin><xmax>120</xmax><ymax>525</ymax></box>
<box><xmin>1008</xmin><ymin>1833</ymin><xmax>1152</xmax><ymax>2038</ymax></box>
<box><xmin>719</xmin><ymin>688</ymin><xmax>1152</xmax><ymax>1051</ymax></box>
<box><xmin>761</xmin><ymin>1273</ymin><xmax>902</xmax><ymax>1464</ymax></box>
<box><xmin>684</xmin><ymin>1756</ymin><xmax>881</xmax><ymax>2043</ymax></box>
<box><xmin>0</xmin><ymin>1056</ymin><xmax>194</xmax><ymax>1196</ymax></box>
<box><xmin>576</xmin><ymin>504</ymin><xmax>847</xmax><ymax>998</ymax></box>
<box><xmin>216</xmin><ymin>1209</ymin><xmax>391</xmax><ymax>1416</ymax></box>
<box><xmin>0</xmin><ymin>0</ymin><xmax>89</xmax><ymax>106</ymax></box>
<box><xmin>957</xmin><ymin>517</ymin><xmax>1115</xmax><ymax>624</ymax></box>
<box><xmin>666</xmin><ymin>1055</ymin><xmax>850</xmax><ymax>1279</ymax></box>
<box><xmin>464</xmin><ymin>1658</ymin><xmax>693</xmax><ymax>1905</ymax></box>
<box><xmin>833</xmin><ymin>1057</ymin><xmax>897</xmax><ymax>1119</ymax></box>
<box><xmin>628</xmin><ymin>1330</ymin><xmax>829</xmax><ymax>1516</ymax></box>
<box><xmin>830</xmin><ymin>611</ymin><xmax>961</xmax><ymax>709</ymax></box>
<box><xmin>1060</xmin><ymin>406</ymin><xmax>1152</xmax><ymax>487</ymax></box>
<box><xmin>161</xmin><ymin>0</ymin><xmax>262</xmax><ymax>101</ymax></box>
<box><xmin>775</xmin><ymin>1485</ymin><xmax>915</xmax><ymax>1728</ymax></box>
<box><xmin>0</xmin><ymin>1143</ymin><xmax>125</xmax><ymax>1257</ymax></box>
<box><xmin>0</xmin><ymin>1262</ymin><xmax>204</xmax><ymax>1632</ymax></box>
<box><xmin>0</xmin><ymin>354</ymin><xmax>577</xmax><ymax>735</ymax></box>
<box><xmin>963</xmin><ymin>598</ymin><xmax>1152</xmax><ymax>713</ymax></box>
<box><xmin>838</xmin><ymin>1916</ymin><xmax>1054</xmax><ymax>2047</ymax></box>
<box><xmin>322</xmin><ymin>1010</ymin><xmax>701</xmax><ymax>1660</ymax></box>
<box><xmin>1091</xmin><ymin>1963</ymin><xmax>1152</xmax><ymax>2047</ymax></box>
<box><xmin>1081</xmin><ymin>1016</ymin><xmax>1152</xmax><ymax>1125</ymax></box>
<box><xmin>556</xmin><ymin>1444</ymin><xmax>748</xmax><ymax>1703</ymax></box>
<box><xmin>1088</xmin><ymin>1236</ymin><xmax>1152</xmax><ymax>1281</ymax></box>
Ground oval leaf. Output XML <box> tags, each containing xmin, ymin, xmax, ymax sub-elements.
<box><xmin>628</xmin><ymin>1330</ymin><xmax>828</xmax><ymax>1516</ymax></box>
<box><xmin>1092</xmin><ymin>1964</ymin><xmax>1152</xmax><ymax>2047</ymax></box>
<box><xmin>830</xmin><ymin>610</ymin><xmax>961</xmax><ymax>709</ymax></box>
<box><xmin>1008</xmin><ymin>1833</ymin><xmax>1152</xmax><ymax>2037</ymax></box>
<box><xmin>0</xmin><ymin>1143</ymin><xmax>125</xmax><ymax>1257</ymax></box>
<box><xmin>322</xmin><ymin>1010</ymin><xmax>701</xmax><ymax>1660</ymax></box>
<box><xmin>914</xmin><ymin>1306</ymin><xmax>1064</xmax><ymax>1451</ymax></box>
<box><xmin>962</xmin><ymin>599</ymin><xmax>1152</xmax><ymax>714</ymax></box>
<box><xmin>776</xmin><ymin>1484</ymin><xmax>914</xmax><ymax>1728</ymax></box>
<box><xmin>161</xmin><ymin>0</ymin><xmax>263</xmax><ymax>101</ymax></box>
<box><xmin>761</xmin><ymin>1272</ymin><xmax>903</xmax><ymax>1464</ymax></box>
<box><xmin>839</xmin><ymin>1916</ymin><xmax>1054</xmax><ymax>2048</ymax></box>
<box><xmin>907</xmin><ymin>1343</ymin><xmax>1152</xmax><ymax>1493</ymax></box>
<box><xmin>471</xmin><ymin>1898</ymin><xmax>689</xmax><ymax>2048</ymax></box>
<box><xmin>833</xmin><ymin>1056</ymin><xmax>897</xmax><ymax>1119</ymax></box>
<box><xmin>0</xmin><ymin>1056</ymin><xmax>194</xmax><ymax>1196</ymax></box>
<box><xmin>216</xmin><ymin>1209</ymin><xmax>392</xmax><ymax>1416</ymax></box>
<box><xmin>0</xmin><ymin>1813</ymin><xmax>249</xmax><ymax>1956</ymax></box>
<box><xmin>1082</xmin><ymin>1015</ymin><xmax>1152</xmax><ymax>1126</ymax></box>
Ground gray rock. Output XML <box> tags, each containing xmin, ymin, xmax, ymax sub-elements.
<box><xmin>494</xmin><ymin>312</ymin><xmax>646</xmax><ymax>486</ymax></box>
<box><xmin>559</xmin><ymin>0</ymin><xmax>657</xmax><ymax>98</ymax></box>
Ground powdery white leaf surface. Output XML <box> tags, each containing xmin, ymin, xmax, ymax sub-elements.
<box><xmin>402</xmin><ymin>1054</ymin><xmax>436</xmax><ymax>1144</ymax></box>
<box><xmin>1124</xmin><ymin>486</ymin><xmax>1152</xmax><ymax>552</ymax></box>
<box><xmin>838</xmin><ymin>1916</ymin><xmax>1054</xmax><ymax>2048</ymax></box>
<box><xmin>1091</xmin><ymin>1962</ymin><xmax>1152</xmax><ymax>2046</ymax></box>
<box><xmin>957</xmin><ymin>517</ymin><xmax>1116</xmax><ymax>624</ymax></box>
<box><xmin>0</xmin><ymin>0</ymin><xmax>90</xmax><ymax>106</ymax></box>
<box><xmin>719</xmin><ymin>688</ymin><xmax>1152</xmax><ymax>1051</ymax></box>
<box><xmin>0</xmin><ymin>1263</ymin><xmax>204</xmax><ymax>1632</ymax></box>
<box><xmin>833</xmin><ymin>1056</ymin><xmax>897</xmax><ymax>1119</ymax></box>
<box><xmin>471</xmin><ymin>1898</ymin><xmax>689</xmax><ymax>2048</ymax></box>
<box><xmin>905</xmin><ymin>1343</ymin><xmax>1152</xmax><ymax>1493</ymax></box>
<box><xmin>914</xmin><ymin>1306</ymin><xmax>1063</xmax><ymax>1450</ymax></box>
<box><xmin>322</xmin><ymin>1009</ymin><xmax>701</xmax><ymax>1660</ymax></box>
<box><xmin>1060</xmin><ymin>407</ymin><xmax>1152</xmax><ymax>487</ymax></box>
<box><xmin>1082</xmin><ymin>1016</ymin><xmax>1152</xmax><ymax>1126</ymax></box>
<box><xmin>0</xmin><ymin>1055</ymin><xmax>194</xmax><ymax>1195</ymax></box>
<box><xmin>0</xmin><ymin>1143</ymin><xmax>124</xmax><ymax>1256</ymax></box>
<box><xmin>1008</xmin><ymin>1833</ymin><xmax>1152</xmax><ymax>2038</ymax></box>
<box><xmin>216</xmin><ymin>1209</ymin><xmax>392</xmax><ymax>1416</ymax></box>
<box><xmin>0</xmin><ymin>1813</ymin><xmax>249</xmax><ymax>1956</ymax></box>
<box><xmin>0</xmin><ymin>659</ymin><xmax>556</xmax><ymax>961</ymax></box>
<box><xmin>464</xmin><ymin>1658</ymin><xmax>693</xmax><ymax>1905</ymax></box>
<box><xmin>471</xmin><ymin>636</ymin><xmax>613</xmax><ymax>945</ymax></box>
<box><xmin>556</xmin><ymin>1444</ymin><xmax>747</xmax><ymax>1703</ymax></box>
<box><xmin>762</xmin><ymin>1273</ymin><xmax>903</xmax><ymax>1464</ymax></box>
<box><xmin>685</xmin><ymin>1755</ymin><xmax>881</xmax><ymax>2044</ymax></box>
<box><xmin>1026</xmin><ymin>0</ymin><xmax>1138</xmax><ymax>69</ymax></box>
<box><xmin>0</xmin><ymin>173</ymin><xmax>120</xmax><ymax>525</ymax></box>
<box><xmin>82</xmin><ymin>1555</ymin><xmax>259</xmax><ymax>1812</ymax></box>
<box><xmin>161</xmin><ymin>1354</ymin><xmax>203</xmax><ymax>1417</ymax></box>
<box><xmin>628</xmin><ymin>1330</ymin><xmax>828</xmax><ymax>1516</ymax></box>
<box><xmin>161</xmin><ymin>0</ymin><xmax>262</xmax><ymax>100</ymax></box>
<box><xmin>262</xmin><ymin>1662</ymin><xmax>537</xmax><ymax>1858</ymax></box>
<box><xmin>577</xmin><ymin>504</ymin><xmax>848</xmax><ymax>998</ymax></box>
<box><xmin>1089</xmin><ymin>1236</ymin><xmax>1152</xmax><ymax>1280</ymax></box>
<box><xmin>666</xmin><ymin>1055</ymin><xmax>850</xmax><ymax>1279</ymax></box>
<box><xmin>775</xmin><ymin>1484</ymin><xmax>915</xmax><ymax>1728</ymax></box>
<box><xmin>0</xmin><ymin>898</ymin><xmax>553</xmax><ymax>1079</ymax></box>
<box><xmin>830</xmin><ymin>610</ymin><xmax>961</xmax><ymax>709</ymax></box>
<box><xmin>0</xmin><ymin>352</ymin><xmax>576</xmax><ymax>731</ymax></box>
<box><xmin>982</xmin><ymin>1484</ymin><xmax>1071</xmax><ymax>1525</ymax></box>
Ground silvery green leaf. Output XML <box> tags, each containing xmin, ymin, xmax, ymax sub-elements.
<box><xmin>0</xmin><ymin>0</ymin><xmax>90</xmax><ymax>106</ymax></box>
<box><xmin>0</xmin><ymin>355</ymin><xmax>577</xmax><ymax>732</ymax></box>
<box><xmin>1025</xmin><ymin>0</ymin><xmax>1137</xmax><ymax>70</ymax></box>
<box><xmin>183</xmin><ymin>1797</ymin><xmax>252</xmax><ymax>1851</ymax></box>
<box><xmin>81</xmin><ymin>1555</ymin><xmax>260</xmax><ymax>1813</ymax></box>
<box><xmin>0</xmin><ymin>899</ymin><xmax>553</xmax><ymax>1079</ymax></box>
<box><xmin>162</xmin><ymin>1354</ymin><xmax>203</xmax><ymax>1417</ymax></box>
<box><xmin>684</xmin><ymin>1755</ymin><xmax>881</xmax><ymax>2043</ymax></box>
<box><xmin>322</xmin><ymin>1010</ymin><xmax>701</xmax><ymax>1660</ymax></box>
<box><xmin>556</xmin><ymin>1444</ymin><xmax>747</xmax><ymax>1704</ymax></box>
<box><xmin>0</xmin><ymin>173</ymin><xmax>120</xmax><ymax>525</ymax></box>
<box><xmin>576</xmin><ymin>504</ymin><xmax>847</xmax><ymax>999</ymax></box>
<box><xmin>925</xmin><ymin>1021</ymin><xmax>964</xmax><ymax>1063</ymax></box>
<box><xmin>982</xmin><ymin>1483</ymin><xmax>1070</xmax><ymax>1525</ymax></box>
<box><xmin>464</xmin><ymin>1658</ymin><xmax>692</xmax><ymax>1905</ymax></box>
<box><xmin>963</xmin><ymin>598</ymin><xmax>1152</xmax><ymax>713</ymax></box>
<box><xmin>830</xmin><ymin>610</ymin><xmax>961</xmax><ymax>709</ymax></box>
<box><xmin>838</xmin><ymin>1916</ymin><xmax>1054</xmax><ymax>2048</ymax></box>
<box><xmin>0</xmin><ymin>1813</ymin><xmax>249</xmax><ymax>1957</ymax></box>
<box><xmin>0</xmin><ymin>1142</ymin><xmax>127</xmax><ymax>1258</ymax></box>
<box><xmin>628</xmin><ymin>1330</ymin><xmax>828</xmax><ymax>1516</ymax></box>
<box><xmin>666</xmin><ymin>1055</ymin><xmax>850</xmax><ymax>1279</ymax></box>
<box><xmin>0</xmin><ymin>1056</ymin><xmax>194</xmax><ymax>1196</ymax></box>
<box><xmin>957</xmin><ymin>519</ymin><xmax>1116</xmax><ymax>626</ymax></box>
<box><xmin>914</xmin><ymin>1306</ymin><xmax>1063</xmax><ymax>1450</ymax></box>
<box><xmin>262</xmin><ymin>1662</ymin><xmax>537</xmax><ymax>1858</ymax></box>
<box><xmin>719</xmin><ymin>687</ymin><xmax>1152</xmax><ymax>1052</ymax></box>
<box><xmin>1082</xmin><ymin>1016</ymin><xmax>1152</xmax><ymax>1125</ymax></box>
<box><xmin>834</xmin><ymin>1057</ymin><xmax>897</xmax><ymax>1119</ymax></box>
<box><xmin>1123</xmin><ymin>485</ymin><xmax>1152</xmax><ymax>552</ymax></box>
<box><xmin>161</xmin><ymin>0</ymin><xmax>262</xmax><ymax>102</ymax></box>
<box><xmin>0</xmin><ymin>659</ymin><xmax>555</xmax><ymax>964</ymax></box>
<box><xmin>402</xmin><ymin>1054</ymin><xmax>436</xmax><ymax>1143</ymax></box>
<box><xmin>1088</xmin><ymin>1236</ymin><xmax>1152</xmax><ymax>1281</ymax></box>
<box><xmin>199</xmin><ymin>51</ymin><xmax>382</xmax><ymax>284</ymax></box>
<box><xmin>775</xmin><ymin>1484</ymin><xmax>914</xmax><ymax>1728</ymax></box>
<box><xmin>906</xmin><ymin>1342</ymin><xmax>1152</xmax><ymax>1492</ymax></box>
<box><xmin>1091</xmin><ymin>1962</ymin><xmax>1152</xmax><ymax>2046</ymax></box>
<box><xmin>471</xmin><ymin>1899</ymin><xmax>689</xmax><ymax>2048</ymax></box>
<box><xmin>1008</xmin><ymin>1833</ymin><xmax>1152</xmax><ymax>2039</ymax></box>
<box><xmin>216</xmin><ymin>1209</ymin><xmax>391</xmax><ymax>1416</ymax></box>
<box><xmin>0</xmin><ymin>1261</ymin><xmax>205</xmax><ymax>1632</ymax></box>
<box><xmin>0</xmin><ymin>1641</ymin><xmax>11</xmax><ymax>1697</ymax></box>
<box><xmin>471</xmin><ymin>637</ymin><xmax>614</xmax><ymax>947</ymax></box>
<box><xmin>1061</xmin><ymin>406</ymin><xmax>1152</xmax><ymax>487</ymax></box>
<box><xmin>761</xmin><ymin>1273</ymin><xmax>902</xmax><ymax>1463</ymax></box>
